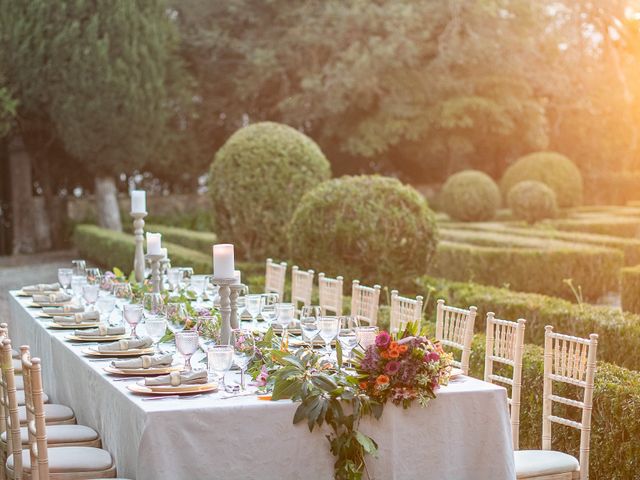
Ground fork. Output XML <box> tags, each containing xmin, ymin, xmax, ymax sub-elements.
<box><xmin>141</xmin><ymin>393</ymin><xmax>209</xmax><ymax>401</ymax></box>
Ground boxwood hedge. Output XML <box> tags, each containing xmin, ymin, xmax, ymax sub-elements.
<box><xmin>621</xmin><ymin>264</ymin><xmax>640</xmax><ymax>315</ymax></box>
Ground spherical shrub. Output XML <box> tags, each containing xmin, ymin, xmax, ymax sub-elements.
<box><xmin>209</xmin><ymin>122</ymin><xmax>331</xmax><ymax>259</ymax></box>
<box><xmin>439</xmin><ymin>170</ymin><xmax>501</xmax><ymax>222</ymax></box>
<box><xmin>507</xmin><ymin>180</ymin><xmax>558</xmax><ymax>224</ymax></box>
<box><xmin>500</xmin><ymin>151</ymin><xmax>583</xmax><ymax>208</ymax></box>
<box><xmin>288</xmin><ymin>175</ymin><xmax>438</xmax><ymax>288</ymax></box>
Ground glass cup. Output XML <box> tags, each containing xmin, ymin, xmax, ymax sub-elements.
<box><xmin>167</xmin><ymin>268</ymin><xmax>183</xmax><ymax>292</ymax></box>
<box><xmin>232</xmin><ymin>329</ymin><xmax>255</xmax><ymax>390</ymax></box>
<box><xmin>57</xmin><ymin>268</ymin><xmax>73</xmax><ymax>294</ymax></box>
<box><xmin>274</xmin><ymin>303</ymin><xmax>295</xmax><ymax>346</ymax></box>
<box><xmin>355</xmin><ymin>326</ymin><xmax>379</xmax><ymax>350</ymax></box>
<box><xmin>82</xmin><ymin>284</ymin><xmax>100</xmax><ymax>311</ymax></box>
<box><xmin>142</xmin><ymin>292</ymin><xmax>164</xmax><ymax>318</ymax></box>
<box><xmin>175</xmin><ymin>330</ymin><xmax>199</xmax><ymax>372</ymax></box>
<box><xmin>123</xmin><ymin>303</ymin><xmax>143</xmax><ymax>339</ymax></box>
<box><xmin>85</xmin><ymin>268</ymin><xmax>102</xmax><ymax>286</ymax></box>
<box><xmin>245</xmin><ymin>294</ymin><xmax>263</xmax><ymax>324</ymax></box>
<box><xmin>71</xmin><ymin>275</ymin><xmax>87</xmax><ymax>302</ymax></box>
<box><xmin>338</xmin><ymin>316</ymin><xmax>359</xmax><ymax>367</ymax></box>
<box><xmin>208</xmin><ymin>345</ymin><xmax>233</xmax><ymax>388</ymax></box>
<box><xmin>190</xmin><ymin>275</ymin><xmax>208</xmax><ymax>305</ymax></box>
<box><xmin>96</xmin><ymin>296</ymin><xmax>116</xmax><ymax>325</ymax></box>
<box><xmin>144</xmin><ymin>315</ymin><xmax>168</xmax><ymax>352</ymax></box>
<box><xmin>318</xmin><ymin>316</ymin><xmax>340</xmax><ymax>356</ymax></box>
<box><xmin>71</xmin><ymin>259</ymin><xmax>87</xmax><ymax>277</ymax></box>
<box><xmin>166</xmin><ymin>302</ymin><xmax>189</xmax><ymax>332</ymax></box>
<box><xmin>300</xmin><ymin>305</ymin><xmax>321</xmax><ymax>346</ymax></box>
<box><xmin>180</xmin><ymin>267</ymin><xmax>194</xmax><ymax>288</ymax></box>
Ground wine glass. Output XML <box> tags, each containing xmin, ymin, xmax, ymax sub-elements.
<box><xmin>190</xmin><ymin>275</ymin><xmax>208</xmax><ymax>305</ymax></box>
<box><xmin>261</xmin><ymin>302</ymin><xmax>277</xmax><ymax>327</ymax></box>
<box><xmin>355</xmin><ymin>326</ymin><xmax>379</xmax><ymax>350</ymax></box>
<box><xmin>231</xmin><ymin>329</ymin><xmax>255</xmax><ymax>390</ymax></box>
<box><xmin>166</xmin><ymin>302</ymin><xmax>189</xmax><ymax>332</ymax></box>
<box><xmin>274</xmin><ymin>303</ymin><xmax>295</xmax><ymax>347</ymax></box>
<box><xmin>123</xmin><ymin>304</ymin><xmax>143</xmax><ymax>339</ymax></box>
<box><xmin>112</xmin><ymin>283</ymin><xmax>133</xmax><ymax>310</ymax></box>
<box><xmin>300</xmin><ymin>305</ymin><xmax>321</xmax><ymax>346</ymax></box>
<box><xmin>318</xmin><ymin>316</ymin><xmax>340</xmax><ymax>356</ymax></box>
<box><xmin>144</xmin><ymin>315</ymin><xmax>168</xmax><ymax>352</ymax></box>
<box><xmin>82</xmin><ymin>284</ymin><xmax>100</xmax><ymax>311</ymax></box>
<box><xmin>71</xmin><ymin>275</ymin><xmax>87</xmax><ymax>303</ymax></box>
<box><xmin>142</xmin><ymin>292</ymin><xmax>164</xmax><ymax>318</ymax></box>
<box><xmin>96</xmin><ymin>296</ymin><xmax>116</xmax><ymax>325</ymax></box>
<box><xmin>167</xmin><ymin>268</ymin><xmax>183</xmax><ymax>292</ymax></box>
<box><xmin>338</xmin><ymin>316</ymin><xmax>359</xmax><ymax>367</ymax></box>
<box><xmin>71</xmin><ymin>259</ymin><xmax>87</xmax><ymax>277</ymax></box>
<box><xmin>175</xmin><ymin>330</ymin><xmax>199</xmax><ymax>372</ymax></box>
<box><xmin>57</xmin><ymin>268</ymin><xmax>73</xmax><ymax>294</ymax></box>
<box><xmin>207</xmin><ymin>345</ymin><xmax>233</xmax><ymax>388</ymax></box>
<box><xmin>245</xmin><ymin>294</ymin><xmax>263</xmax><ymax>325</ymax></box>
<box><xmin>85</xmin><ymin>268</ymin><xmax>102</xmax><ymax>286</ymax></box>
<box><xmin>180</xmin><ymin>267</ymin><xmax>194</xmax><ymax>289</ymax></box>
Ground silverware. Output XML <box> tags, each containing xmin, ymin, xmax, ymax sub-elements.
<box><xmin>219</xmin><ymin>391</ymin><xmax>256</xmax><ymax>400</ymax></box>
<box><xmin>113</xmin><ymin>376</ymin><xmax>146</xmax><ymax>382</ymax></box>
<box><xmin>141</xmin><ymin>393</ymin><xmax>208</xmax><ymax>401</ymax></box>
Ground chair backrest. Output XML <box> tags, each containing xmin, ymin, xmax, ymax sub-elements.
<box><xmin>389</xmin><ymin>290</ymin><xmax>423</xmax><ymax>334</ymax></box>
<box><xmin>291</xmin><ymin>266</ymin><xmax>314</xmax><ymax>316</ymax></box>
<box><xmin>2</xmin><ymin>338</ymin><xmax>24</xmax><ymax>480</ymax></box>
<box><xmin>21</xmin><ymin>346</ymin><xmax>49</xmax><ymax>480</ymax></box>
<box><xmin>484</xmin><ymin>313</ymin><xmax>526</xmax><ymax>450</ymax></box>
<box><xmin>435</xmin><ymin>299</ymin><xmax>477</xmax><ymax>375</ymax></box>
<box><xmin>350</xmin><ymin>280</ymin><xmax>381</xmax><ymax>326</ymax></box>
<box><xmin>318</xmin><ymin>273</ymin><xmax>343</xmax><ymax>316</ymax></box>
<box><xmin>265</xmin><ymin>258</ymin><xmax>287</xmax><ymax>300</ymax></box>
<box><xmin>542</xmin><ymin>326</ymin><xmax>598</xmax><ymax>480</ymax></box>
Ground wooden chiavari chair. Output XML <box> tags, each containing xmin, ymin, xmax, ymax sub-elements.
<box><xmin>5</xmin><ymin>345</ymin><xmax>117</xmax><ymax>479</ymax></box>
<box><xmin>350</xmin><ymin>281</ymin><xmax>381</xmax><ymax>326</ymax></box>
<box><xmin>514</xmin><ymin>326</ymin><xmax>598</xmax><ymax>480</ymax></box>
<box><xmin>435</xmin><ymin>300</ymin><xmax>477</xmax><ymax>375</ymax></box>
<box><xmin>484</xmin><ymin>313</ymin><xmax>526</xmax><ymax>450</ymax></box>
<box><xmin>389</xmin><ymin>290</ymin><xmax>423</xmax><ymax>334</ymax></box>
<box><xmin>265</xmin><ymin>259</ymin><xmax>287</xmax><ymax>301</ymax></box>
<box><xmin>318</xmin><ymin>274</ymin><xmax>343</xmax><ymax>316</ymax></box>
<box><xmin>290</xmin><ymin>267</ymin><xmax>314</xmax><ymax>317</ymax></box>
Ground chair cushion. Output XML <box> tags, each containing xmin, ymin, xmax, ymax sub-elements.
<box><xmin>18</xmin><ymin>403</ymin><xmax>74</xmax><ymax>424</ymax></box>
<box><xmin>15</xmin><ymin>389</ymin><xmax>48</xmax><ymax>405</ymax></box>
<box><xmin>1</xmin><ymin>424</ymin><xmax>98</xmax><ymax>446</ymax></box>
<box><xmin>515</xmin><ymin>450</ymin><xmax>580</xmax><ymax>478</ymax></box>
<box><xmin>7</xmin><ymin>446</ymin><xmax>113</xmax><ymax>473</ymax></box>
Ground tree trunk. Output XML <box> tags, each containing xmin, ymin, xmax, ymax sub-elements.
<box><xmin>8</xmin><ymin>135</ymin><xmax>36</xmax><ymax>254</ymax></box>
<box><xmin>94</xmin><ymin>175</ymin><xmax>122</xmax><ymax>232</ymax></box>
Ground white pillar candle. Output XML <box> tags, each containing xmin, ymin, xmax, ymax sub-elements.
<box><xmin>233</xmin><ymin>270</ymin><xmax>241</xmax><ymax>284</ymax></box>
<box><xmin>213</xmin><ymin>244</ymin><xmax>235</xmax><ymax>279</ymax></box>
<box><xmin>160</xmin><ymin>248</ymin><xmax>168</xmax><ymax>260</ymax></box>
<box><xmin>146</xmin><ymin>233</ymin><xmax>162</xmax><ymax>255</ymax></box>
<box><xmin>131</xmin><ymin>190</ymin><xmax>146</xmax><ymax>214</ymax></box>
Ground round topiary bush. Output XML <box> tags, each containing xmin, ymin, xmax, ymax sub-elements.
<box><xmin>288</xmin><ymin>175</ymin><xmax>438</xmax><ymax>288</ymax></box>
<box><xmin>507</xmin><ymin>180</ymin><xmax>558</xmax><ymax>224</ymax></box>
<box><xmin>209</xmin><ymin>122</ymin><xmax>331</xmax><ymax>259</ymax></box>
<box><xmin>439</xmin><ymin>170</ymin><xmax>501</xmax><ymax>222</ymax></box>
<box><xmin>500</xmin><ymin>151</ymin><xmax>583</xmax><ymax>208</ymax></box>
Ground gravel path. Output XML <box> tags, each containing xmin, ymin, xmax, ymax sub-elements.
<box><xmin>0</xmin><ymin>250</ymin><xmax>77</xmax><ymax>321</ymax></box>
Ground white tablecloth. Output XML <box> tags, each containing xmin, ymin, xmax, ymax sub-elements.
<box><xmin>8</xmin><ymin>292</ymin><xmax>516</xmax><ymax>480</ymax></box>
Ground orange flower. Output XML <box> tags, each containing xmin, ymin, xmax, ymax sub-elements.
<box><xmin>389</xmin><ymin>341</ymin><xmax>399</xmax><ymax>350</ymax></box>
<box><xmin>398</xmin><ymin>345</ymin><xmax>408</xmax><ymax>354</ymax></box>
<box><xmin>388</xmin><ymin>349</ymin><xmax>400</xmax><ymax>359</ymax></box>
<box><xmin>359</xmin><ymin>381</ymin><xmax>368</xmax><ymax>390</ymax></box>
<box><xmin>380</xmin><ymin>350</ymin><xmax>390</xmax><ymax>359</ymax></box>
<box><xmin>376</xmin><ymin>375</ymin><xmax>390</xmax><ymax>385</ymax></box>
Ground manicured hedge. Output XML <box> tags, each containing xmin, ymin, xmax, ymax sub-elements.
<box><xmin>420</xmin><ymin>275</ymin><xmax>640</xmax><ymax>371</ymax></box>
<box><xmin>546</xmin><ymin>216</ymin><xmax>640</xmax><ymax>238</ymax></box>
<box><xmin>429</xmin><ymin>241</ymin><xmax>622</xmax><ymax>301</ymax></box>
<box><xmin>144</xmin><ymin>224</ymin><xmax>216</xmax><ymax>255</ymax></box>
<box><xmin>439</xmin><ymin>170</ymin><xmax>501</xmax><ymax>222</ymax></box>
<box><xmin>621</xmin><ymin>265</ymin><xmax>640</xmax><ymax>314</ymax></box>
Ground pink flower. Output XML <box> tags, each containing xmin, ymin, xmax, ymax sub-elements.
<box><xmin>375</xmin><ymin>331</ymin><xmax>391</xmax><ymax>349</ymax></box>
<box><xmin>255</xmin><ymin>365</ymin><xmax>269</xmax><ymax>387</ymax></box>
<box><xmin>427</xmin><ymin>352</ymin><xmax>440</xmax><ymax>363</ymax></box>
<box><xmin>384</xmin><ymin>361</ymin><xmax>401</xmax><ymax>375</ymax></box>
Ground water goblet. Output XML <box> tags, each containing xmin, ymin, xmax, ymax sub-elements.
<box><xmin>355</xmin><ymin>325</ymin><xmax>379</xmax><ymax>350</ymax></box>
<box><xmin>261</xmin><ymin>302</ymin><xmax>277</xmax><ymax>327</ymax></box>
<box><xmin>112</xmin><ymin>283</ymin><xmax>133</xmax><ymax>312</ymax></box>
<box><xmin>338</xmin><ymin>316</ymin><xmax>359</xmax><ymax>367</ymax></box>
<box><xmin>166</xmin><ymin>302</ymin><xmax>189</xmax><ymax>332</ymax></box>
<box><xmin>123</xmin><ymin>303</ymin><xmax>143</xmax><ymax>339</ymax></box>
<box><xmin>180</xmin><ymin>267</ymin><xmax>194</xmax><ymax>288</ymax></box>
<box><xmin>82</xmin><ymin>284</ymin><xmax>100</xmax><ymax>311</ymax></box>
<box><xmin>175</xmin><ymin>330</ymin><xmax>199</xmax><ymax>372</ymax></box>
<box><xmin>85</xmin><ymin>268</ymin><xmax>102</xmax><ymax>286</ymax></box>
<box><xmin>144</xmin><ymin>315</ymin><xmax>168</xmax><ymax>353</ymax></box>
<box><xmin>57</xmin><ymin>268</ymin><xmax>73</xmax><ymax>294</ymax></box>
<box><xmin>207</xmin><ymin>345</ymin><xmax>233</xmax><ymax>388</ymax></box>
<box><xmin>245</xmin><ymin>294</ymin><xmax>263</xmax><ymax>325</ymax></box>
<box><xmin>167</xmin><ymin>268</ymin><xmax>183</xmax><ymax>292</ymax></box>
<box><xmin>190</xmin><ymin>275</ymin><xmax>207</xmax><ymax>305</ymax></box>
<box><xmin>95</xmin><ymin>296</ymin><xmax>116</xmax><ymax>325</ymax></box>
<box><xmin>142</xmin><ymin>292</ymin><xmax>164</xmax><ymax>318</ymax></box>
<box><xmin>318</xmin><ymin>316</ymin><xmax>340</xmax><ymax>356</ymax></box>
<box><xmin>71</xmin><ymin>275</ymin><xmax>87</xmax><ymax>303</ymax></box>
<box><xmin>300</xmin><ymin>305</ymin><xmax>321</xmax><ymax>346</ymax></box>
<box><xmin>71</xmin><ymin>259</ymin><xmax>87</xmax><ymax>277</ymax></box>
<box><xmin>274</xmin><ymin>303</ymin><xmax>295</xmax><ymax>346</ymax></box>
<box><xmin>231</xmin><ymin>329</ymin><xmax>255</xmax><ymax>390</ymax></box>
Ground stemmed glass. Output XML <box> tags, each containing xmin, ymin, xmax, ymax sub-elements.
<box><xmin>232</xmin><ymin>329</ymin><xmax>255</xmax><ymax>390</ymax></box>
<box><xmin>208</xmin><ymin>345</ymin><xmax>234</xmax><ymax>389</ymax></box>
<box><xmin>57</xmin><ymin>268</ymin><xmax>73</xmax><ymax>294</ymax></box>
<box><xmin>166</xmin><ymin>302</ymin><xmax>189</xmax><ymax>332</ymax></box>
<box><xmin>85</xmin><ymin>268</ymin><xmax>102</xmax><ymax>286</ymax></box>
<box><xmin>72</xmin><ymin>259</ymin><xmax>87</xmax><ymax>277</ymax></box>
<box><xmin>144</xmin><ymin>315</ymin><xmax>168</xmax><ymax>353</ymax></box>
<box><xmin>112</xmin><ymin>283</ymin><xmax>133</xmax><ymax>309</ymax></box>
<box><xmin>175</xmin><ymin>330</ymin><xmax>199</xmax><ymax>372</ymax></box>
<box><xmin>142</xmin><ymin>292</ymin><xmax>164</xmax><ymax>318</ymax></box>
<box><xmin>274</xmin><ymin>303</ymin><xmax>295</xmax><ymax>346</ymax></box>
<box><xmin>190</xmin><ymin>275</ymin><xmax>208</xmax><ymax>306</ymax></box>
<box><xmin>180</xmin><ymin>268</ymin><xmax>194</xmax><ymax>289</ymax></box>
<box><xmin>123</xmin><ymin>304</ymin><xmax>143</xmax><ymax>339</ymax></box>
<box><xmin>82</xmin><ymin>284</ymin><xmax>100</xmax><ymax>311</ymax></box>
<box><xmin>71</xmin><ymin>275</ymin><xmax>87</xmax><ymax>303</ymax></box>
<box><xmin>338</xmin><ymin>316</ymin><xmax>359</xmax><ymax>367</ymax></box>
<box><xmin>95</xmin><ymin>296</ymin><xmax>116</xmax><ymax>325</ymax></box>
<box><xmin>318</xmin><ymin>316</ymin><xmax>340</xmax><ymax>356</ymax></box>
<box><xmin>355</xmin><ymin>326</ymin><xmax>379</xmax><ymax>350</ymax></box>
<box><xmin>300</xmin><ymin>306</ymin><xmax>321</xmax><ymax>347</ymax></box>
<box><xmin>245</xmin><ymin>295</ymin><xmax>263</xmax><ymax>325</ymax></box>
<box><xmin>167</xmin><ymin>268</ymin><xmax>183</xmax><ymax>292</ymax></box>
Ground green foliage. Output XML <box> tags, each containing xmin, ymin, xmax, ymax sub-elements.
<box><xmin>439</xmin><ymin>170</ymin><xmax>501</xmax><ymax>222</ymax></box>
<box><xmin>146</xmin><ymin>209</ymin><xmax>213</xmax><ymax>232</ymax></box>
<box><xmin>621</xmin><ymin>265</ymin><xmax>640</xmax><ymax>315</ymax></box>
<box><xmin>501</xmin><ymin>152</ymin><xmax>583</xmax><ymax>208</ymax></box>
<box><xmin>547</xmin><ymin>216</ymin><xmax>640</xmax><ymax>238</ymax></box>
<box><xmin>144</xmin><ymin>224</ymin><xmax>216</xmax><ymax>256</ymax></box>
<box><xmin>0</xmin><ymin>82</ymin><xmax>16</xmax><ymax>138</ymax></box>
<box><xmin>507</xmin><ymin>180</ymin><xmax>558</xmax><ymax>224</ymax></box>
<box><xmin>429</xmin><ymin>240</ymin><xmax>622</xmax><ymax>301</ymax></box>
<box><xmin>420</xmin><ymin>276</ymin><xmax>640</xmax><ymax>371</ymax></box>
<box><xmin>288</xmin><ymin>175</ymin><xmax>438</xmax><ymax>289</ymax></box>
<box><xmin>465</xmin><ymin>334</ymin><xmax>640</xmax><ymax>480</ymax></box>
<box><xmin>210</xmin><ymin>122</ymin><xmax>331</xmax><ymax>260</ymax></box>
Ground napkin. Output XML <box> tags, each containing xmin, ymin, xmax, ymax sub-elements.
<box><xmin>33</xmin><ymin>292</ymin><xmax>72</xmax><ymax>304</ymax></box>
<box><xmin>76</xmin><ymin>325</ymin><xmax>125</xmax><ymax>337</ymax></box>
<box><xmin>111</xmin><ymin>353</ymin><xmax>173</xmax><ymax>369</ymax></box>
<box><xmin>23</xmin><ymin>283</ymin><xmax>61</xmax><ymax>293</ymax></box>
<box><xmin>98</xmin><ymin>336</ymin><xmax>153</xmax><ymax>353</ymax></box>
<box><xmin>43</xmin><ymin>305</ymin><xmax>84</xmax><ymax>315</ymax></box>
<box><xmin>145</xmin><ymin>369</ymin><xmax>207</xmax><ymax>387</ymax></box>
<box><xmin>55</xmin><ymin>311</ymin><xmax>100</xmax><ymax>324</ymax></box>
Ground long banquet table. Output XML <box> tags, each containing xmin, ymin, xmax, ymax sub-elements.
<box><xmin>8</xmin><ymin>291</ymin><xmax>516</xmax><ymax>480</ymax></box>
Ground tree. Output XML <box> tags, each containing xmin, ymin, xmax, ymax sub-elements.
<box><xmin>1</xmin><ymin>0</ymin><xmax>188</xmax><ymax>230</ymax></box>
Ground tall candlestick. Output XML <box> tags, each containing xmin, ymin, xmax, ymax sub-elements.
<box><xmin>146</xmin><ymin>233</ymin><xmax>162</xmax><ymax>255</ymax></box>
<box><xmin>131</xmin><ymin>212</ymin><xmax>147</xmax><ymax>284</ymax></box>
<box><xmin>213</xmin><ymin>244</ymin><xmax>235</xmax><ymax>279</ymax></box>
<box><xmin>131</xmin><ymin>190</ymin><xmax>146</xmax><ymax>214</ymax></box>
